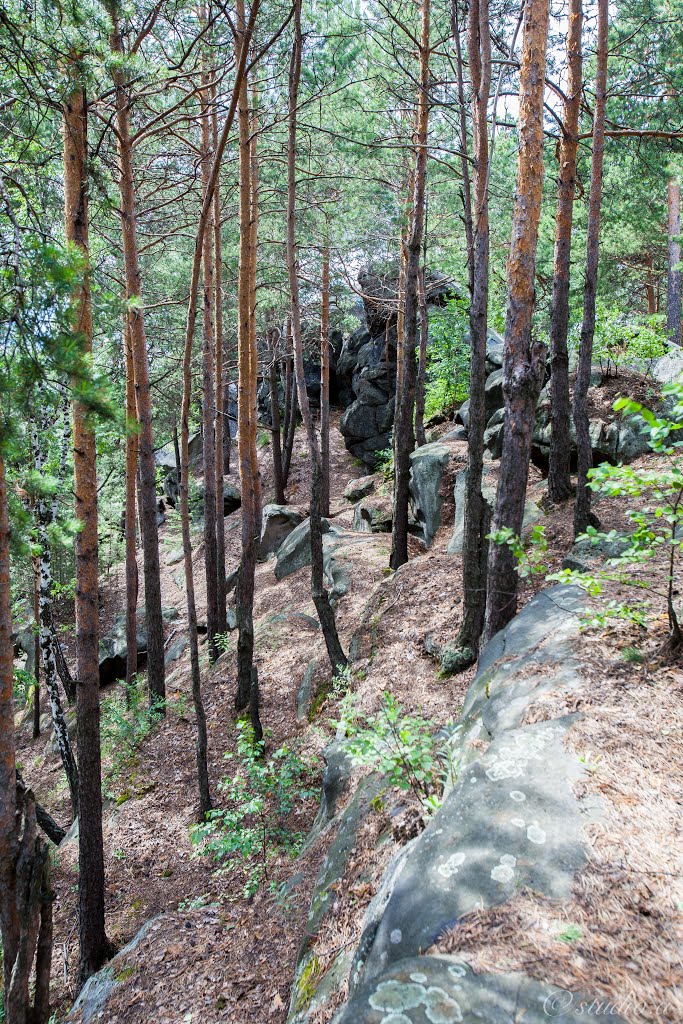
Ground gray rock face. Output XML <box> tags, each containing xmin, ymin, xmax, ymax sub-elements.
<box><xmin>532</xmin><ymin>390</ymin><xmax>652</xmax><ymax>467</ymax></box>
<box><xmin>258</xmin><ymin>504</ymin><xmax>304</xmax><ymax>560</ymax></box>
<box><xmin>408</xmin><ymin>442</ymin><xmax>451</xmax><ymax>547</ymax></box>
<box><xmin>68</xmin><ymin>918</ymin><xmax>161</xmax><ymax>1023</ymax></box>
<box><xmin>334</xmin><ymin>956</ymin><xmax>621</xmax><ymax>1024</ymax></box>
<box><xmin>195</xmin><ymin>479</ymin><xmax>241</xmax><ymax>518</ymax></box>
<box><xmin>274</xmin><ymin>518</ymin><xmax>333</xmax><ymax>580</ymax></box>
<box><xmin>339</xmin><ymin>270</ymin><xmax>460</xmax><ymax>467</ymax></box>
<box><xmin>447</xmin><ymin>463</ymin><xmax>497</xmax><ymax>555</ymax></box>
<box><xmin>298</xmin><ymin>585</ymin><xmax>619</xmax><ymax>1022</ymax></box>
<box><xmin>352</xmin><ymin>502</ymin><xmax>392</xmax><ymax>534</ymax></box>
<box><xmin>344</xmin><ymin>475</ymin><xmax>376</xmax><ymax>503</ymax></box>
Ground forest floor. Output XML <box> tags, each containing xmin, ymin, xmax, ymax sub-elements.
<box><xmin>13</xmin><ymin>410</ymin><xmax>683</xmax><ymax>1024</ymax></box>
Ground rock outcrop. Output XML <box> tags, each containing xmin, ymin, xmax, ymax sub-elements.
<box><xmin>288</xmin><ymin>585</ymin><xmax>626</xmax><ymax>1023</ymax></box>
<box><xmin>339</xmin><ymin>270</ymin><xmax>459</xmax><ymax>467</ymax></box>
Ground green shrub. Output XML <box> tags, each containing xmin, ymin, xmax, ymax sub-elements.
<box><xmin>190</xmin><ymin>722</ymin><xmax>318</xmax><ymax>897</ymax></box>
<box><xmin>100</xmin><ymin>676</ymin><xmax>163</xmax><ymax>795</ymax></box>
<box><xmin>338</xmin><ymin>692</ymin><xmax>458</xmax><ymax>814</ymax></box>
<box><xmin>423</xmin><ymin>296</ymin><xmax>470</xmax><ymax>418</ymax></box>
<box><xmin>568</xmin><ymin>303</ymin><xmax>667</xmax><ymax>379</ymax></box>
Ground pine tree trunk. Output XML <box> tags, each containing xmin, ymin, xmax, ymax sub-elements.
<box><xmin>63</xmin><ymin>69</ymin><xmax>110</xmax><ymax>985</ymax></box>
<box><xmin>484</xmin><ymin>0</ymin><xmax>550</xmax><ymax>641</ymax></box>
<box><xmin>548</xmin><ymin>0</ymin><xmax>582</xmax><ymax>503</ymax></box>
<box><xmin>415</xmin><ymin>268</ymin><xmax>429</xmax><ymax>450</ymax></box>
<box><xmin>200</xmin><ymin>51</ymin><xmax>220</xmax><ymax>664</ymax></box>
<box><xmin>32</xmin><ymin>560</ymin><xmax>40</xmax><ymax>739</ymax></box>
<box><xmin>124</xmin><ymin>319</ymin><xmax>139</xmax><ymax>689</ymax></box>
<box><xmin>235</xmin><ymin>0</ymin><xmax>260</xmax><ymax>717</ymax></box>
<box><xmin>391</xmin><ymin>0</ymin><xmax>430</xmax><ymax>571</ymax></box>
<box><xmin>455</xmin><ymin>0</ymin><xmax>492</xmax><ymax>657</ymax></box>
<box><xmin>282</xmin><ymin>320</ymin><xmax>297</xmax><ymax>486</ymax></box>
<box><xmin>1</xmin><ymin>450</ymin><xmax>54</xmax><ymax>1024</ymax></box>
<box><xmin>212</xmin><ymin>92</ymin><xmax>228</xmax><ymax>637</ymax></box>
<box><xmin>109</xmin><ymin>10</ymin><xmax>165</xmax><ymax>711</ymax></box>
<box><xmin>451</xmin><ymin>0</ymin><xmax>474</xmax><ymax>294</ymax></box>
<box><xmin>667</xmin><ymin>180</ymin><xmax>682</xmax><ymax>346</ymax></box>
<box><xmin>286</xmin><ymin>0</ymin><xmax>347</xmax><ymax>673</ymax></box>
<box><xmin>269</xmin><ymin>330</ymin><xmax>286</xmax><ymax>506</ymax></box>
<box><xmin>179</xmin><ymin>229</ymin><xmax>212</xmax><ymax>816</ymax></box>
<box><xmin>320</xmin><ymin>237</ymin><xmax>331</xmax><ymax>516</ymax></box>
<box><xmin>573</xmin><ymin>0</ymin><xmax>608</xmax><ymax>537</ymax></box>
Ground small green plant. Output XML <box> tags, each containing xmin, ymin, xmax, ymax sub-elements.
<box><xmin>488</xmin><ymin>522</ymin><xmax>548</xmax><ymax>578</ymax></box>
<box><xmin>550</xmin><ymin>383</ymin><xmax>683</xmax><ymax>647</ymax></box>
<box><xmin>190</xmin><ymin>722</ymin><xmax>318</xmax><ymax>897</ymax></box>
<box><xmin>338</xmin><ymin>692</ymin><xmax>458</xmax><ymax>814</ymax></box>
<box><xmin>13</xmin><ymin>667</ymin><xmax>36</xmax><ymax>704</ymax></box>
<box><xmin>214</xmin><ymin>630</ymin><xmax>235</xmax><ymax>656</ymax></box>
<box><xmin>375</xmin><ymin>445</ymin><xmax>395</xmax><ymax>481</ymax></box>
<box><xmin>100</xmin><ymin>676</ymin><xmax>163</xmax><ymax>795</ymax></box>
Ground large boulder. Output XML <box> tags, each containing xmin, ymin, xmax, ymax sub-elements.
<box><xmin>352</xmin><ymin>501</ymin><xmax>392</xmax><ymax>534</ymax></box>
<box><xmin>447</xmin><ymin>463</ymin><xmax>498</xmax><ymax>555</ymax></box>
<box><xmin>258</xmin><ymin>504</ymin><xmax>303</xmax><ymax>560</ymax></box>
<box><xmin>98</xmin><ymin>606</ymin><xmax>179</xmax><ymax>685</ymax></box>
<box><xmin>195</xmin><ymin>479</ymin><xmax>241</xmax><ymax>517</ymax></box>
<box><xmin>274</xmin><ymin>518</ymin><xmax>333</xmax><ymax>580</ymax></box>
<box><xmin>408</xmin><ymin>441</ymin><xmax>451</xmax><ymax>547</ymax></box>
<box><xmin>344</xmin><ymin>475</ymin><xmax>376</xmax><ymax>503</ymax></box>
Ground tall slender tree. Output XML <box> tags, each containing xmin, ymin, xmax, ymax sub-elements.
<box><xmin>548</xmin><ymin>0</ymin><xmax>583</xmax><ymax>503</ymax></box>
<box><xmin>391</xmin><ymin>0</ymin><xmax>431</xmax><ymax>570</ymax></box>
<box><xmin>62</xmin><ymin>60</ymin><xmax>110</xmax><ymax>984</ymax></box>
<box><xmin>286</xmin><ymin>0</ymin><xmax>347</xmax><ymax>672</ymax></box>
<box><xmin>485</xmin><ymin>0</ymin><xmax>550</xmax><ymax>640</ymax></box>
<box><xmin>199</xmin><ymin>34</ymin><xmax>220</xmax><ymax>664</ymax></box>
<box><xmin>452</xmin><ymin>0</ymin><xmax>492</xmax><ymax>660</ymax></box>
<box><xmin>667</xmin><ymin>179</ymin><xmax>682</xmax><ymax>346</ymax></box>
<box><xmin>573</xmin><ymin>0</ymin><xmax>609</xmax><ymax>536</ymax></box>
<box><xmin>107</xmin><ymin>2</ymin><xmax>165</xmax><ymax>710</ymax></box>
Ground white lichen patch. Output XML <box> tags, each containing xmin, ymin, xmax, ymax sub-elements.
<box><xmin>381</xmin><ymin>1015</ymin><xmax>413</xmax><ymax>1024</ymax></box>
<box><xmin>491</xmin><ymin>853</ymin><xmax>517</xmax><ymax>884</ymax></box>
<box><xmin>509</xmin><ymin>790</ymin><xmax>526</xmax><ymax>802</ymax></box>
<box><xmin>436</xmin><ymin>851</ymin><xmax>466</xmax><ymax>879</ymax></box>
<box><xmin>511</xmin><ymin>817</ymin><xmax>526</xmax><ymax>828</ymax></box>
<box><xmin>409</xmin><ymin>972</ymin><xmax>428</xmax><ymax>984</ymax></box>
<box><xmin>423</xmin><ymin>985</ymin><xmax>463</xmax><ymax>1023</ymax></box>
<box><xmin>369</xmin><ymin>980</ymin><xmax>425</xmax><ymax>1013</ymax></box>
<box><xmin>390</xmin><ymin>929</ymin><xmax>403</xmax><ymax>945</ymax></box>
<box><xmin>447</xmin><ymin>964</ymin><xmax>467</xmax><ymax>979</ymax></box>
<box><xmin>485</xmin><ymin>727</ymin><xmax>564</xmax><ymax>782</ymax></box>
<box><xmin>527</xmin><ymin>823</ymin><xmax>547</xmax><ymax>845</ymax></box>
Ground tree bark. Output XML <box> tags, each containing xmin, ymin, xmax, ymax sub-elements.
<box><xmin>484</xmin><ymin>0</ymin><xmax>550</xmax><ymax>641</ymax></box>
<box><xmin>212</xmin><ymin>91</ymin><xmax>228</xmax><ymax>637</ymax></box>
<box><xmin>282</xmin><ymin>318</ymin><xmax>297</xmax><ymax>486</ymax></box>
<box><xmin>415</xmin><ymin>266</ymin><xmax>429</xmax><ymax>449</ymax></box>
<box><xmin>1</xmin><ymin>457</ymin><xmax>54</xmax><ymax>1023</ymax></box>
<box><xmin>109</xmin><ymin>8</ymin><xmax>165</xmax><ymax>711</ymax></box>
<box><xmin>235</xmin><ymin>0</ymin><xmax>261</xmax><ymax>719</ymax></box>
<box><xmin>390</xmin><ymin>0</ymin><xmax>431</xmax><ymax>571</ymax></box>
<box><xmin>286</xmin><ymin>0</ymin><xmax>347</xmax><ymax>673</ymax></box>
<box><xmin>455</xmin><ymin>0</ymin><xmax>492</xmax><ymax>657</ymax></box>
<box><xmin>548</xmin><ymin>0</ymin><xmax>583</xmax><ymax>503</ymax></box>
<box><xmin>320</xmin><ymin>236</ymin><xmax>331</xmax><ymax>516</ymax></box>
<box><xmin>32</xmin><ymin>559</ymin><xmax>40</xmax><ymax>738</ymax></box>
<box><xmin>200</xmin><ymin>46</ymin><xmax>220</xmax><ymax>664</ymax></box>
<box><xmin>268</xmin><ymin>329</ymin><xmax>286</xmax><ymax>505</ymax></box>
<box><xmin>451</xmin><ymin>0</ymin><xmax>474</xmax><ymax>293</ymax></box>
<box><xmin>667</xmin><ymin>179</ymin><xmax>682</xmax><ymax>346</ymax></box>
<box><xmin>124</xmin><ymin>318</ymin><xmax>139</xmax><ymax>689</ymax></box>
<box><xmin>63</xmin><ymin>68</ymin><xmax>110</xmax><ymax>985</ymax></box>
<box><xmin>573</xmin><ymin>0</ymin><xmax>608</xmax><ymax>537</ymax></box>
